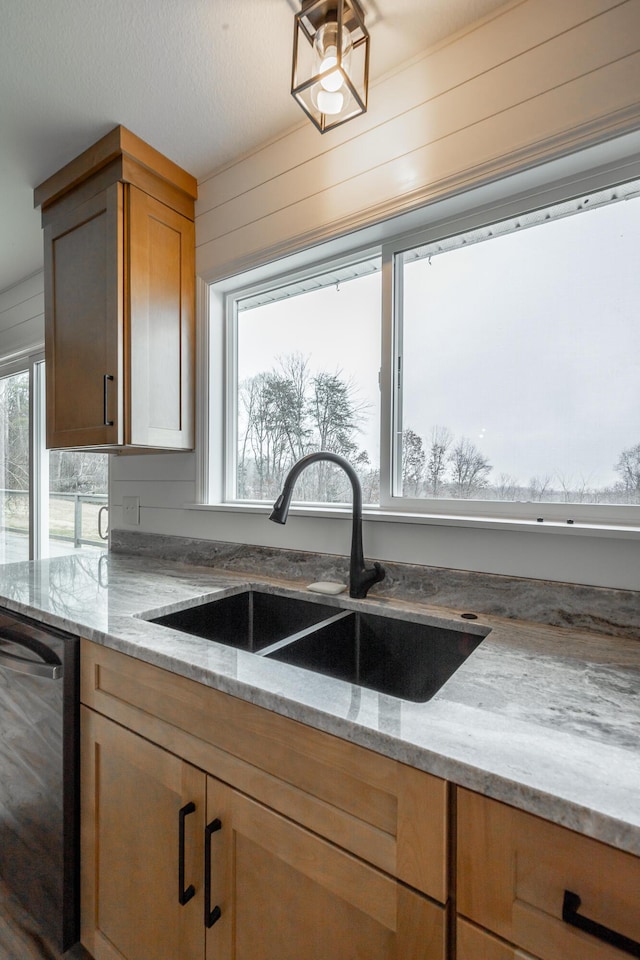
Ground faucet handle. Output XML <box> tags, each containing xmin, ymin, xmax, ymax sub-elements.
<box><xmin>351</xmin><ymin>561</ymin><xmax>386</xmax><ymax>599</ymax></box>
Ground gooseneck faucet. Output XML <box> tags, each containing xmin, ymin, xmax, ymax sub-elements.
<box><xmin>269</xmin><ymin>452</ymin><xmax>385</xmax><ymax>599</ymax></box>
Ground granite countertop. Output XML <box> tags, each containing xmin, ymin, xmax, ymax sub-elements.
<box><xmin>0</xmin><ymin>550</ymin><xmax>638</xmax><ymax>856</ymax></box>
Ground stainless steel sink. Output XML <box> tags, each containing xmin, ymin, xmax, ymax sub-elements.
<box><xmin>147</xmin><ymin>588</ymin><xmax>490</xmax><ymax>702</ymax></box>
<box><xmin>148</xmin><ymin>589</ymin><xmax>338</xmax><ymax>652</ymax></box>
<box><xmin>265</xmin><ymin>609</ymin><xmax>488</xmax><ymax>702</ymax></box>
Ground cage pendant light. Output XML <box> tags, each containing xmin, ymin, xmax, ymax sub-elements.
<box><xmin>292</xmin><ymin>0</ymin><xmax>370</xmax><ymax>133</ymax></box>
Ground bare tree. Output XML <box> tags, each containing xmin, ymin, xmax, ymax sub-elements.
<box><xmin>495</xmin><ymin>473</ymin><xmax>519</xmax><ymax>500</ymax></box>
<box><xmin>0</xmin><ymin>373</ymin><xmax>29</xmax><ymax>492</ymax></box>
<box><xmin>556</xmin><ymin>472</ymin><xmax>601</xmax><ymax>504</ymax></box>
<box><xmin>448</xmin><ymin>437</ymin><xmax>492</xmax><ymax>498</ymax></box>
<box><xmin>401</xmin><ymin>428</ymin><xmax>425</xmax><ymax>496</ymax></box>
<box><xmin>49</xmin><ymin>451</ymin><xmax>107</xmax><ymax>494</ymax></box>
<box><xmin>238</xmin><ymin>354</ymin><xmax>373</xmax><ymax>502</ymax></box>
<box><xmin>238</xmin><ymin>373</ymin><xmax>278</xmax><ymax>498</ymax></box>
<box><xmin>271</xmin><ymin>353</ymin><xmax>311</xmax><ymax>463</ymax></box>
<box><xmin>425</xmin><ymin>426</ymin><xmax>452</xmax><ymax>497</ymax></box>
<box><xmin>310</xmin><ymin>370</ymin><xmax>369</xmax><ymax>500</ymax></box>
<box><xmin>615</xmin><ymin>442</ymin><xmax>640</xmax><ymax>502</ymax></box>
<box><xmin>529</xmin><ymin>475</ymin><xmax>553</xmax><ymax>501</ymax></box>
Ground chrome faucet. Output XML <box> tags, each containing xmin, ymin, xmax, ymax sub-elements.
<box><xmin>269</xmin><ymin>452</ymin><xmax>385</xmax><ymax>599</ymax></box>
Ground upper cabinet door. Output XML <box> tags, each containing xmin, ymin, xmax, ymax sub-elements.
<box><xmin>44</xmin><ymin>184</ymin><xmax>123</xmax><ymax>449</ymax></box>
<box><xmin>127</xmin><ymin>185</ymin><xmax>195</xmax><ymax>449</ymax></box>
<box><xmin>36</xmin><ymin>125</ymin><xmax>197</xmax><ymax>453</ymax></box>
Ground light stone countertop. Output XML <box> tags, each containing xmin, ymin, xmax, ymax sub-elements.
<box><xmin>0</xmin><ymin>551</ymin><xmax>638</xmax><ymax>856</ymax></box>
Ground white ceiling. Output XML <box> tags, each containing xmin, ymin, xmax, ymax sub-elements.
<box><xmin>0</xmin><ymin>0</ymin><xmax>508</xmax><ymax>296</ymax></box>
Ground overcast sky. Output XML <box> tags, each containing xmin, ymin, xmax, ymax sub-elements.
<box><xmin>403</xmin><ymin>196</ymin><xmax>640</xmax><ymax>489</ymax></box>
<box><xmin>237</xmin><ymin>192</ymin><xmax>639</xmax><ymax>494</ymax></box>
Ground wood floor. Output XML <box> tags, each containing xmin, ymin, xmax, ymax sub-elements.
<box><xmin>0</xmin><ymin>877</ymin><xmax>89</xmax><ymax>960</ymax></box>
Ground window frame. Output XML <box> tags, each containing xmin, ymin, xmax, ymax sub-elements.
<box><xmin>202</xmin><ymin>143</ymin><xmax>640</xmax><ymax>535</ymax></box>
<box><xmin>0</xmin><ymin>350</ymin><xmax>109</xmax><ymax>561</ymax></box>
<box><xmin>0</xmin><ymin>349</ymin><xmax>44</xmax><ymax>561</ymax></box>
<box><xmin>380</xmin><ymin>179</ymin><xmax>640</xmax><ymax>526</ymax></box>
<box><xmin>222</xmin><ymin>246</ymin><xmax>383</xmax><ymax>508</ymax></box>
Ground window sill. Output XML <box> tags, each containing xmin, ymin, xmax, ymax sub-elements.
<box><xmin>183</xmin><ymin>502</ymin><xmax>640</xmax><ymax>540</ymax></box>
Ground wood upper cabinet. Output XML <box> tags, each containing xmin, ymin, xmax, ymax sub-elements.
<box><xmin>35</xmin><ymin>125</ymin><xmax>196</xmax><ymax>452</ymax></box>
<box><xmin>457</xmin><ymin>787</ymin><xmax>640</xmax><ymax>960</ymax></box>
<box><xmin>80</xmin><ymin>640</ymin><xmax>448</xmax><ymax>960</ymax></box>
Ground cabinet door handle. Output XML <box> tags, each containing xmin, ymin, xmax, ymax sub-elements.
<box><xmin>178</xmin><ymin>801</ymin><xmax>196</xmax><ymax>906</ymax></box>
<box><xmin>563</xmin><ymin>890</ymin><xmax>640</xmax><ymax>957</ymax></box>
<box><xmin>204</xmin><ymin>818</ymin><xmax>222</xmax><ymax>928</ymax></box>
<box><xmin>103</xmin><ymin>374</ymin><xmax>114</xmax><ymax>426</ymax></box>
<box><xmin>98</xmin><ymin>505</ymin><xmax>109</xmax><ymax>541</ymax></box>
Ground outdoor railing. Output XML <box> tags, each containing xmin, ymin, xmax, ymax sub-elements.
<box><xmin>0</xmin><ymin>489</ymin><xmax>108</xmax><ymax>547</ymax></box>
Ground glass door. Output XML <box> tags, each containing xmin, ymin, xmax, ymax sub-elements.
<box><xmin>0</xmin><ymin>367</ymin><xmax>30</xmax><ymax>562</ymax></box>
<box><xmin>0</xmin><ymin>356</ymin><xmax>108</xmax><ymax>562</ymax></box>
<box><xmin>34</xmin><ymin>360</ymin><xmax>108</xmax><ymax>558</ymax></box>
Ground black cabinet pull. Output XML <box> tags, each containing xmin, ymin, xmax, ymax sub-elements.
<box><xmin>103</xmin><ymin>374</ymin><xmax>114</xmax><ymax>426</ymax></box>
<box><xmin>204</xmin><ymin>818</ymin><xmax>222</xmax><ymax>928</ymax></box>
<box><xmin>563</xmin><ymin>890</ymin><xmax>640</xmax><ymax>957</ymax></box>
<box><xmin>178</xmin><ymin>801</ymin><xmax>196</xmax><ymax>906</ymax></box>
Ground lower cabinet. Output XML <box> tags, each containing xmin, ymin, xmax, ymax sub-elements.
<box><xmin>456</xmin><ymin>918</ymin><xmax>538</xmax><ymax>960</ymax></box>
<box><xmin>79</xmin><ymin>641</ymin><xmax>640</xmax><ymax>960</ymax></box>
<box><xmin>81</xmin><ymin>708</ymin><xmax>204</xmax><ymax>960</ymax></box>
<box><xmin>205</xmin><ymin>777</ymin><xmax>443</xmax><ymax>960</ymax></box>
<box><xmin>457</xmin><ymin>787</ymin><xmax>640</xmax><ymax>960</ymax></box>
<box><xmin>80</xmin><ymin>642</ymin><xmax>447</xmax><ymax>960</ymax></box>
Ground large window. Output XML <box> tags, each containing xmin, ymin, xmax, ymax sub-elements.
<box><xmin>393</xmin><ymin>181</ymin><xmax>640</xmax><ymax>520</ymax></box>
<box><xmin>217</xmin><ymin>171</ymin><xmax>640</xmax><ymax>528</ymax></box>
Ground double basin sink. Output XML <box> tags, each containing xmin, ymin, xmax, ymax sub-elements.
<box><xmin>146</xmin><ymin>588</ymin><xmax>490</xmax><ymax>703</ymax></box>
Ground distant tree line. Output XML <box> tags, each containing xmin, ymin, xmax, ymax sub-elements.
<box><xmin>401</xmin><ymin>427</ymin><xmax>640</xmax><ymax>505</ymax></box>
<box><xmin>237</xmin><ymin>355</ymin><xmax>640</xmax><ymax>506</ymax></box>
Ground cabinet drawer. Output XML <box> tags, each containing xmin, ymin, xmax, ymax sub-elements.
<box><xmin>457</xmin><ymin>919</ymin><xmax>539</xmax><ymax>959</ymax></box>
<box><xmin>457</xmin><ymin>788</ymin><xmax>640</xmax><ymax>960</ymax></box>
<box><xmin>81</xmin><ymin>639</ymin><xmax>448</xmax><ymax>901</ymax></box>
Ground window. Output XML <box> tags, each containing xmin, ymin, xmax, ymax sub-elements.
<box><xmin>0</xmin><ymin>367</ymin><xmax>30</xmax><ymax>562</ymax></box>
<box><xmin>392</xmin><ymin>181</ymin><xmax>640</xmax><ymax>521</ymax></box>
<box><xmin>0</xmin><ymin>354</ymin><xmax>108</xmax><ymax>562</ymax></box>
<box><xmin>228</xmin><ymin>258</ymin><xmax>381</xmax><ymax>505</ymax></box>
<box><xmin>214</xmin><ymin>167</ymin><xmax>640</xmax><ymax>529</ymax></box>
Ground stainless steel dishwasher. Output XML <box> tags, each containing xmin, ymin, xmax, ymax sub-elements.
<box><xmin>0</xmin><ymin>608</ymin><xmax>79</xmax><ymax>953</ymax></box>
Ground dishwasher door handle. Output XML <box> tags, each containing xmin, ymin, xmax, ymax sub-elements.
<box><xmin>0</xmin><ymin>637</ymin><xmax>63</xmax><ymax>679</ymax></box>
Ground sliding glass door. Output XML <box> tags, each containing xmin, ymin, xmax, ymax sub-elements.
<box><xmin>0</xmin><ymin>355</ymin><xmax>108</xmax><ymax>562</ymax></box>
<box><xmin>0</xmin><ymin>367</ymin><xmax>30</xmax><ymax>562</ymax></box>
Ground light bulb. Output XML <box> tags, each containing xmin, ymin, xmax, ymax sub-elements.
<box><xmin>319</xmin><ymin>45</ymin><xmax>343</xmax><ymax>92</ymax></box>
<box><xmin>314</xmin><ymin>20</ymin><xmax>352</xmax><ymax>93</ymax></box>
<box><xmin>316</xmin><ymin>88</ymin><xmax>344</xmax><ymax>115</ymax></box>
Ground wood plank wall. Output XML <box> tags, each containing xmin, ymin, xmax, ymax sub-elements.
<box><xmin>101</xmin><ymin>0</ymin><xmax>640</xmax><ymax>589</ymax></box>
<box><xmin>195</xmin><ymin>0</ymin><xmax>640</xmax><ymax>281</ymax></box>
<box><xmin>0</xmin><ymin>272</ymin><xmax>45</xmax><ymax>361</ymax></box>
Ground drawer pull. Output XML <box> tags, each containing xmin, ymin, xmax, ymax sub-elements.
<box><xmin>204</xmin><ymin>818</ymin><xmax>222</xmax><ymax>928</ymax></box>
<box><xmin>563</xmin><ymin>890</ymin><xmax>640</xmax><ymax>957</ymax></box>
<box><xmin>103</xmin><ymin>374</ymin><xmax>114</xmax><ymax>426</ymax></box>
<box><xmin>178</xmin><ymin>801</ymin><xmax>196</xmax><ymax>906</ymax></box>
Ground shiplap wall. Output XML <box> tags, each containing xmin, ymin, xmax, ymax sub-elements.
<box><xmin>196</xmin><ymin>0</ymin><xmax>640</xmax><ymax>281</ymax></box>
<box><xmin>0</xmin><ymin>272</ymin><xmax>44</xmax><ymax>360</ymax></box>
<box><xmin>110</xmin><ymin>0</ymin><xmax>640</xmax><ymax>589</ymax></box>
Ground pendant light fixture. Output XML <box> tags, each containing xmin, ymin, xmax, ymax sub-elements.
<box><xmin>291</xmin><ymin>0</ymin><xmax>370</xmax><ymax>133</ymax></box>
